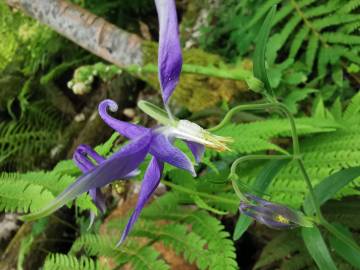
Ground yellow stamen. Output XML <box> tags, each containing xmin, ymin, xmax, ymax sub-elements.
<box><xmin>203</xmin><ymin>132</ymin><xmax>233</xmax><ymax>152</ymax></box>
<box><xmin>274</xmin><ymin>214</ymin><xmax>290</xmax><ymax>224</ymax></box>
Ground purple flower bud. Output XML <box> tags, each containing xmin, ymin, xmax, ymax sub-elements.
<box><xmin>240</xmin><ymin>194</ymin><xmax>313</xmax><ymax>229</ymax></box>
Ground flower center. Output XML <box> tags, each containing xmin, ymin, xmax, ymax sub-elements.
<box><xmin>173</xmin><ymin>120</ymin><xmax>232</xmax><ymax>152</ymax></box>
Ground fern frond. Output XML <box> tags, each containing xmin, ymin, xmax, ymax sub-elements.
<box><xmin>264</xmin><ymin>0</ymin><xmax>360</xmax><ymax>82</ymax></box>
<box><xmin>70</xmin><ymin>234</ymin><xmax>170</xmax><ymax>270</ymax></box>
<box><xmin>0</xmin><ymin>179</ymin><xmax>54</xmax><ymax>212</ymax></box>
<box><xmin>214</xmin><ymin>116</ymin><xmax>337</xmax><ymax>154</ymax></box>
<box><xmin>264</xmin><ymin>124</ymin><xmax>360</xmax><ymax>208</ymax></box>
<box><xmin>133</xmin><ymin>221</ymin><xmax>209</xmax><ymax>268</ymax></box>
<box><xmin>0</xmin><ymin>171</ymin><xmax>95</xmax><ymax>213</ymax></box>
<box><xmin>105</xmin><ymin>192</ymin><xmax>237</xmax><ymax>269</ymax></box>
<box><xmin>43</xmin><ymin>254</ymin><xmax>103</xmax><ymax>270</ymax></box>
<box><xmin>0</xmin><ymin>113</ymin><xmax>62</xmax><ymax>170</ymax></box>
<box><xmin>343</xmin><ymin>92</ymin><xmax>360</xmax><ymax>121</ymax></box>
<box><xmin>339</xmin><ymin>0</ymin><xmax>360</xmax><ymax>13</ymax></box>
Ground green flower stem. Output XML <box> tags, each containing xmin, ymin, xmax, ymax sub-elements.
<box><xmin>162</xmin><ymin>180</ymin><xmax>239</xmax><ymax>205</ymax></box>
<box><xmin>229</xmin><ymin>155</ymin><xmax>292</xmax><ymax>179</ymax></box>
<box><xmin>297</xmin><ymin>159</ymin><xmax>322</xmax><ymax>220</ymax></box>
<box><xmin>272</xmin><ymin>103</ymin><xmax>322</xmax><ymax>219</ymax></box>
<box><xmin>229</xmin><ymin>155</ymin><xmax>292</xmax><ymax>201</ymax></box>
<box><xmin>208</xmin><ymin>103</ymin><xmax>280</xmax><ymax>132</ymax></box>
<box><xmin>274</xmin><ymin>103</ymin><xmax>300</xmax><ymax>157</ymax></box>
<box><xmin>231</xmin><ymin>180</ymin><xmax>247</xmax><ymax>202</ymax></box>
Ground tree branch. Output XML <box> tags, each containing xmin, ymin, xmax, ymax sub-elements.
<box><xmin>7</xmin><ymin>0</ymin><xmax>144</xmax><ymax>67</ymax></box>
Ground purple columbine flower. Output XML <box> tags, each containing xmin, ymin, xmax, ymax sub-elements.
<box><xmin>22</xmin><ymin>99</ymin><xmax>231</xmax><ymax>245</ymax></box>
<box><xmin>155</xmin><ymin>0</ymin><xmax>182</xmax><ymax>104</ymax></box>
<box><xmin>239</xmin><ymin>194</ymin><xmax>312</xmax><ymax>229</ymax></box>
<box><xmin>21</xmin><ymin>0</ymin><xmax>232</xmax><ymax>246</ymax></box>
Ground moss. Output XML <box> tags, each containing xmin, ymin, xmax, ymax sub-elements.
<box><xmin>142</xmin><ymin>41</ymin><xmax>249</xmax><ymax>112</ymax></box>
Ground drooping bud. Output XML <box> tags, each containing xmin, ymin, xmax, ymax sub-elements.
<box><xmin>240</xmin><ymin>194</ymin><xmax>313</xmax><ymax>229</ymax></box>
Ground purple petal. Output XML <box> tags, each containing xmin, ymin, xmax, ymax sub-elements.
<box><xmin>155</xmin><ymin>0</ymin><xmax>182</xmax><ymax>104</ymax></box>
<box><xmin>185</xmin><ymin>141</ymin><xmax>205</xmax><ymax>163</ymax></box>
<box><xmin>150</xmin><ymin>134</ymin><xmax>195</xmax><ymax>176</ymax></box>
<box><xmin>88</xmin><ymin>188</ymin><xmax>106</xmax><ymax>214</ymax></box>
<box><xmin>74</xmin><ymin>144</ymin><xmax>106</xmax><ymax>165</ymax></box>
<box><xmin>21</xmin><ymin>132</ymin><xmax>152</xmax><ymax>221</ymax></box>
<box><xmin>73</xmin><ymin>144</ymin><xmax>139</xmax><ymax>180</ymax></box>
<box><xmin>117</xmin><ymin>157</ymin><xmax>164</xmax><ymax>246</ymax></box>
<box><xmin>73</xmin><ymin>144</ymin><xmax>107</xmax><ymax>218</ymax></box>
<box><xmin>73</xmin><ymin>144</ymin><xmax>106</xmax><ymax>172</ymax></box>
<box><xmin>98</xmin><ymin>99</ymin><xmax>148</xmax><ymax>139</ymax></box>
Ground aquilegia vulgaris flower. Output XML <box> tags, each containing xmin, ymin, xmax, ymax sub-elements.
<box><xmin>239</xmin><ymin>194</ymin><xmax>312</xmax><ymax>229</ymax></box>
<box><xmin>21</xmin><ymin>0</ymin><xmax>231</xmax><ymax>246</ymax></box>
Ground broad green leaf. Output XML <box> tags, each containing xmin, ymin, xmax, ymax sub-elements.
<box><xmin>329</xmin><ymin>224</ymin><xmax>360</xmax><ymax>269</ymax></box>
<box><xmin>304</xmin><ymin>166</ymin><xmax>360</xmax><ymax>215</ymax></box>
<box><xmin>253</xmin><ymin>5</ymin><xmax>276</xmax><ymax>95</ymax></box>
<box><xmin>233</xmin><ymin>159</ymin><xmax>289</xmax><ymax>240</ymax></box>
<box><xmin>302</xmin><ymin>227</ymin><xmax>337</xmax><ymax>270</ymax></box>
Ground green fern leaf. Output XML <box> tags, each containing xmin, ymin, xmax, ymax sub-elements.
<box><xmin>70</xmin><ymin>234</ymin><xmax>170</xmax><ymax>270</ymax></box>
<box><xmin>43</xmin><ymin>254</ymin><xmax>104</xmax><ymax>270</ymax></box>
<box><xmin>0</xmin><ymin>179</ymin><xmax>54</xmax><ymax>212</ymax></box>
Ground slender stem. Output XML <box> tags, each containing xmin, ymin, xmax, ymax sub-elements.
<box><xmin>229</xmin><ymin>155</ymin><xmax>292</xmax><ymax>178</ymax></box>
<box><xmin>162</xmin><ymin>180</ymin><xmax>239</xmax><ymax>205</ymax></box>
<box><xmin>274</xmin><ymin>103</ymin><xmax>300</xmax><ymax>156</ymax></box>
<box><xmin>229</xmin><ymin>154</ymin><xmax>292</xmax><ymax>201</ymax></box>
<box><xmin>208</xmin><ymin>103</ymin><xmax>279</xmax><ymax>132</ymax></box>
<box><xmin>231</xmin><ymin>180</ymin><xmax>248</xmax><ymax>201</ymax></box>
<box><xmin>273</xmin><ymin>104</ymin><xmax>321</xmax><ymax>218</ymax></box>
<box><xmin>297</xmin><ymin>159</ymin><xmax>322</xmax><ymax>219</ymax></box>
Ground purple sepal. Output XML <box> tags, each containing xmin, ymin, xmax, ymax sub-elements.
<box><xmin>150</xmin><ymin>133</ymin><xmax>195</xmax><ymax>176</ymax></box>
<box><xmin>98</xmin><ymin>99</ymin><xmax>148</xmax><ymax>139</ymax></box>
<box><xmin>73</xmin><ymin>144</ymin><xmax>107</xmax><ymax>226</ymax></box>
<box><xmin>155</xmin><ymin>0</ymin><xmax>182</xmax><ymax>104</ymax></box>
<box><xmin>185</xmin><ymin>141</ymin><xmax>205</xmax><ymax>164</ymax></box>
<box><xmin>22</xmin><ymin>132</ymin><xmax>152</xmax><ymax>221</ymax></box>
<box><xmin>117</xmin><ymin>157</ymin><xmax>164</xmax><ymax>246</ymax></box>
